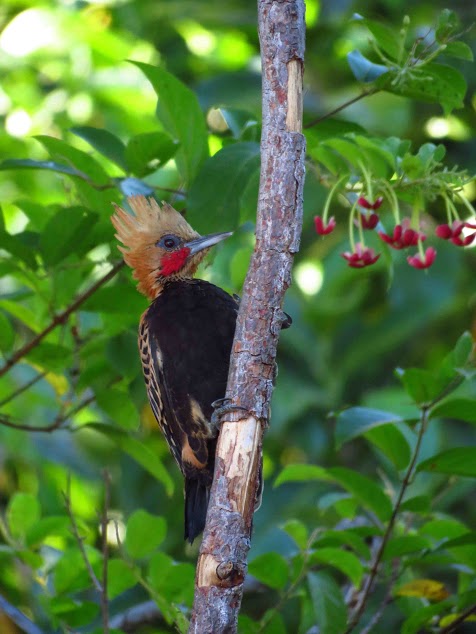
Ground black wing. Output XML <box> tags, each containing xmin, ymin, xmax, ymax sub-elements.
<box><xmin>140</xmin><ymin>279</ymin><xmax>238</xmax><ymax>480</ymax></box>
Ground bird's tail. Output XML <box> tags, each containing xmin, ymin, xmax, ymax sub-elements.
<box><xmin>184</xmin><ymin>478</ymin><xmax>210</xmax><ymax>544</ymax></box>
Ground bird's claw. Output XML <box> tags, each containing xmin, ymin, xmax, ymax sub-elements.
<box><xmin>211</xmin><ymin>398</ymin><xmax>248</xmax><ymax>432</ymax></box>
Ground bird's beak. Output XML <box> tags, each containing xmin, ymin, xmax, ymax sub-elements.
<box><xmin>185</xmin><ymin>231</ymin><xmax>233</xmax><ymax>256</ymax></box>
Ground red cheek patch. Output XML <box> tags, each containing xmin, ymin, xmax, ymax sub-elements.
<box><xmin>160</xmin><ymin>247</ymin><xmax>191</xmax><ymax>276</ymax></box>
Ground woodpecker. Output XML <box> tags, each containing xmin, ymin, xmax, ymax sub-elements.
<box><xmin>111</xmin><ymin>195</ymin><xmax>239</xmax><ymax>542</ymax></box>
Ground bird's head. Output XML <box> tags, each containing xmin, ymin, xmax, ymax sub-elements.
<box><xmin>111</xmin><ymin>196</ymin><xmax>232</xmax><ymax>299</ymax></box>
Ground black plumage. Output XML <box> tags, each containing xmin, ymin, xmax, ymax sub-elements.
<box><xmin>140</xmin><ymin>279</ymin><xmax>239</xmax><ymax>542</ymax></box>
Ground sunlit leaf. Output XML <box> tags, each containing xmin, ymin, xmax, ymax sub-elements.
<box><xmin>132</xmin><ymin>62</ymin><xmax>209</xmax><ymax>184</ymax></box>
<box><xmin>188</xmin><ymin>141</ymin><xmax>260</xmax><ymax>233</ymax></box>
<box><xmin>71</xmin><ymin>126</ymin><xmax>128</xmax><ymax>171</ymax></box>
<box><xmin>125</xmin><ymin>132</ymin><xmax>179</xmax><ymax>177</ymax></box>
<box><xmin>125</xmin><ymin>510</ymin><xmax>167</xmax><ymax>558</ymax></box>
<box><xmin>7</xmin><ymin>493</ymin><xmax>41</xmax><ymax>540</ymax></box>
<box><xmin>36</xmin><ymin>135</ymin><xmax>111</xmax><ymax>185</ymax></box>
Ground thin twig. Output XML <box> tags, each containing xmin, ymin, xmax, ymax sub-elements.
<box><xmin>0</xmin><ymin>592</ymin><xmax>46</xmax><ymax>634</ymax></box>
<box><xmin>0</xmin><ymin>371</ymin><xmax>47</xmax><ymax>408</ymax></box>
<box><xmin>438</xmin><ymin>603</ymin><xmax>476</xmax><ymax>634</ymax></box>
<box><xmin>345</xmin><ymin>406</ymin><xmax>430</xmax><ymax>633</ymax></box>
<box><xmin>0</xmin><ymin>393</ymin><xmax>96</xmax><ymax>433</ymax></box>
<box><xmin>303</xmin><ymin>88</ymin><xmax>379</xmax><ymax>129</ymax></box>
<box><xmin>358</xmin><ymin>561</ymin><xmax>399</xmax><ymax>634</ymax></box>
<box><xmin>64</xmin><ymin>474</ymin><xmax>102</xmax><ymax>593</ymax></box>
<box><xmin>109</xmin><ymin>601</ymin><xmax>161</xmax><ymax>632</ymax></box>
<box><xmin>100</xmin><ymin>470</ymin><xmax>111</xmax><ymax>634</ymax></box>
<box><xmin>0</xmin><ymin>260</ymin><xmax>125</xmax><ymax>379</ymax></box>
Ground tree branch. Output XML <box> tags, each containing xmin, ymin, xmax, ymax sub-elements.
<box><xmin>0</xmin><ymin>260</ymin><xmax>125</xmax><ymax>379</ymax></box>
<box><xmin>438</xmin><ymin>603</ymin><xmax>476</xmax><ymax>634</ymax></box>
<box><xmin>0</xmin><ymin>592</ymin><xmax>46</xmax><ymax>634</ymax></box>
<box><xmin>189</xmin><ymin>1</ymin><xmax>305</xmax><ymax>632</ymax></box>
<box><xmin>345</xmin><ymin>407</ymin><xmax>430</xmax><ymax>633</ymax></box>
<box><xmin>100</xmin><ymin>470</ymin><xmax>111</xmax><ymax>634</ymax></box>
<box><xmin>0</xmin><ymin>393</ymin><xmax>96</xmax><ymax>432</ymax></box>
<box><xmin>303</xmin><ymin>88</ymin><xmax>379</xmax><ymax>128</ymax></box>
<box><xmin>64</xmin><ymin>475</ymin><xmax>102</xmax><ymax>594</ymax></box>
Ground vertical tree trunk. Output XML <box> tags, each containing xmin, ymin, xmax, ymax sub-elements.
<box><xmin>189</xmin><ymin>1</ymin><xmax>306</xmax><ymax>631</ymax></box>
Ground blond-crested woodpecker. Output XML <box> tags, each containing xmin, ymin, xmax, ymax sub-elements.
<box><xmin>111</xmin><ymin>195</ymin><xmax>239</xmax><ymax>542</ymax></box>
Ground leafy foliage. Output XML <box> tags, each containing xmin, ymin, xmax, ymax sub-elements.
<box><xmin>0</xmin><ymin>2</ymin><xmax>475</xmax><ymax>634</ymax></box>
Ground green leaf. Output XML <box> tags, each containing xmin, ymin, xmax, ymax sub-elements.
<box><xmin>452</xmin><ymin>332</ymin><xmax>474</xmax><ymax>367</ymax></box>
<box><xmin>88</xmin><ymin>424</ymin><xmax>174</xmax><ymax>496</ymax></box>
<box><xmin>400</xmin><ymin>495</ymin><xmax>431</xmax><ymax>513</ymax></box>
<box><xmin>398</xmin><ymin>367</ymin><xmax>452</xmax><ymax>405</ymax></box>
<box><xmin>187</xmin><ymin>142</ymin><xmax>260</xmax><ymax>233</ymax></box>
<box><xmin>26</xmin><ymin>516</ymin><xmax>70</xmax><ymax>547</ymax></box>
<box><xmin>359</xmin><ymin>18</ymin><xmax>402</xmax><ymax>61</ymax></box>
<box><xmin>248</xmin><ymin>552</ymin><xmax>289</xmax><ymax>590</ymax></box>
<box><xmin>309</xmin><ymin>145</ymin><xmax>350</xmax><ymax>175</ymax></box>
<box><xmin>36</xmin><ymin>135</ymin><xmax>111</xmax><ymax>185</ymax></box>
<box><xmin>50</xmin><ymin>598</ymin><xmax>99</xmax><ymax>627</ymax></box>
<box><xmin>281</xmin><ymin>519</ymin><xmax>308</xmax><ymax>549</ymax></box>
<box><xmin>125</xmin><ymin>132</ymin><xmax>179</xmax><ymax>177</ymax></box>
<box><xmin>313</xmin><ymin>529</ymin><xmax>371</xmax><ymax>559</ymax></box>
<box><xmin>0</xmin><ymin>158</ymin><xmax>82</xmax><ymax>178</ymax></box>
<box><xmin>382</xmin><ymin>535</ymin><xmax>431</xmax><ymax>560</ymax></box>
<box><xmin>0</xmin><ymin>230</ymin><xmax>38</xmax><ymax>269</ymax></box>
<box><xmin>54</xmin><ymin>546</ymin><xmax>101</xmax><ymax>594</ymax></box>
<box><xmin>430</xmin><ymin>398</ymin><xmax>476</xmax><ymax>424</ymax></box>
<box><xmin>401</xmin><ymin>601</ymin><xmax>453</xmax><ymax>634</ymax></box>
<box><xmin>436</xmin><ymin>9</ymin><xmax>459</xmax><ymax>42</ymax></box>
<box><xmin>0</xmin><ymin>311</ymin><xmax>14</xmax><ymax>353</ymax></box>
<box><xmin>304</xmin><ymin>119</ymin><xmax>366</xmax><ymax>144</ymax></box>
<box><xmin>71</xmin><ymin>126</ymin><xmax>127</xmax><ymax>171</ymax></box>
<box><xmin>443</xmin><ymin>41</ymin><xmax>474</xmax><ymax>61</ymax></box>
<box><xmin>40</xmin><ymin>206</ymin><xmax>98</xmax><ymax>266</ymax></box>
<box><xmin>310</xmin><ymin>547</ymin><xmax>364</xmax><ymax>587</ymax></box>
<box><xmin>307</xmin><ymin>571</ymin><xmax>347</xmax><ymax>634</ymax></box>
<box><xmin>379</xmin><ymin>63</ymin><xmax>466</xmax><ymax>115</ymax></box>
<box><xmin>107</xmin><ymin>559</ymin><xmax>138</xmax><ymax>598</ymax></box>
<box><xmin>125</xmin><ymin>510</ymin><xmax>167</xmax><ymax>558</ymax></box>
<box><xmin>275</xmin><ymin>464</ymin><xmax>392</xmax><ymax>520</ymax></box>
<box><xmin>329</xmin><ymin>467</ymin><xmax>392</xmax><ymax>521</ymax></box>
<box><xmin>7</xmin><ymin>493</ymin><xmax>41</xmax><ymax>540</ymax></box>
<box><xmin>26</xmin><ymin>343</ymin><xmax>73</xmax><ymax>372</ymax></box>
<box><xmin>364</xmin><ymin>424</ymin><xmax>411</xmax><ymax>470</ymax></box>
<box><xmin>148</xmin><ymin>551</ymin><xmax>195</xmax><ymax>605</ymax></box>
<box><xmin>96</xmin><ymin>388</ymin><xmax>140</xmax><ymax>430</ymax></box>
<box><xmin>347</xmin><ymin>50</ymin><xmax>388</xmax><ymax>82</ymax></box>
<box><xmin>105</xmin><ymin>332</ymin><xmax>140</xmax><ymax>379</ymax></box>
<box><xmin>335</xmin><ymin>407</ymin><xmax>403</xmax><ymax>447</ymax></box>
<box><xmin>417</xmin><ymin>448</ymin><xmax>476</xmax><ymax>477</ymax></box>
<box><xmin>132</xmin><ymin>62</ymin><xmax>208</xmax><ymax>183</ymax></box>
<box><xmin>83</xmin><ymin>284</ymin><xmax>148</xmax><ymax>315</ymax></box>
<box><xmin>274</xmin><ymin>463</ymin><xmax>328</xmax><ymax>487</ymax></box>
<box><xmin>261</xmin><ymin>611</ymin><xmax>286</xmax><ymax>634</ymax></box>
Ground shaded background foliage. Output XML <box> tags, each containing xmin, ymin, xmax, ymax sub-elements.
<box><xmin>0</xmin><ymin>0</ymin><xmax>475</xmax><ymax>633</ymax></box>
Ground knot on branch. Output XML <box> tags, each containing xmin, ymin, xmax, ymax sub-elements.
<box><xmin>216</xmin><ymin>560</ymin><xmax>245</xmax><ymax>585</ymax></box>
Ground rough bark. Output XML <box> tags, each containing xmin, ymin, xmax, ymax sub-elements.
<box><xmin>189</xmin><ymin>1</ymin><xmax>306</xmax><ymax>632</ymax></box>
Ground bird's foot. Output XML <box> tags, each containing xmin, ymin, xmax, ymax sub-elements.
<box><xmin>210</xmin><ymin>398</ymin><xmax>248</xmax><ymax>432</ymax></box>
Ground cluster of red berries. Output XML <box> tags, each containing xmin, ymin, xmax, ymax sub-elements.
<box><xmin>314</xmin><ymin>196</ymin><xmax>476</xmax><ymax>270</ymax></box>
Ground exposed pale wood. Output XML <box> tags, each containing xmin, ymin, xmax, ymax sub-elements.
<box><xmin>189</xmin><ymin>1</ymin><xmax>306</xmax><ymax>631</ymax></box>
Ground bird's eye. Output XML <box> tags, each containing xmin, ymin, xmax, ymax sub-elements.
<box><xmin>158</xmin><ymin>235</ymin><xmax>180</xmax><ymax>250</ymax></box>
